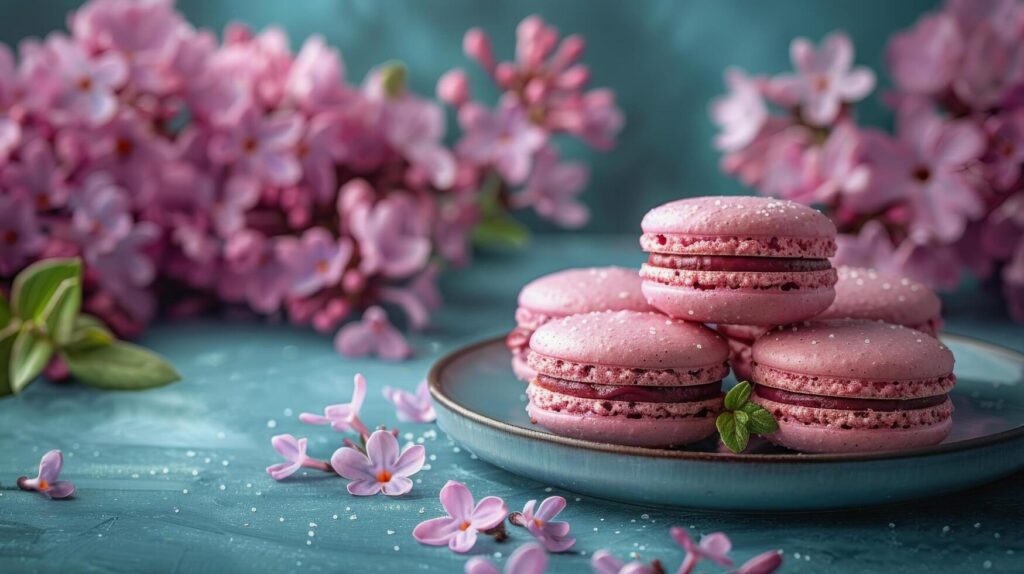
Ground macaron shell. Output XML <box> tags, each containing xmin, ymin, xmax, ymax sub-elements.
<box><xmin>641</xmin><ymin>281</ymin><xmax>835</xmax><ymax>325</ymax></box>
<box><xmin>753</xmin><ymin>364</ymin><xmax>956</xmax><ymax>399</ymax></box>
<box><xmin>517</xmin><ymin>266</ymin><xmax>652</xmax><ymax>317</ymax></box>
<box><xmin>727</xmin><ymin>338</ymin><xmax>754</xmax><ymax>382</ymax></box>
<box><xmin>752</xmin><ymin>319</ymin><xmax>954</xmax><ymax>381</ymax></box>
<box><xmin>764</xmin><ymin>417</ymin><xmax>952</xmax><ymax>454</ymax></box>
<box><xmin>816</xmin><ymin>267</ymin><xmax>943</xmax><ymax>329</ymax></box>
<box><xmin>529</xmin><ymin>310</ymin><xmax>729</xmax><ymax>371</ymax></box>
<box><xmin>527</xmin><ymin>404</ymin><xmax>718</xmax><ymax>448</ymax></box>
<box><xmin>511</xmin><ymin>354</ymin><xmax>536</xmax><ymax>382</ymax></box>
<box><xmin>641</xmin><ymin>196</ymin><xmax>837</xmax><ymax>241</ymax></box>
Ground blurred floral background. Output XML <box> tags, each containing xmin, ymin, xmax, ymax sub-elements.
<box><xmin>1</xmin><ymin>0</ymin><xmax>1019</xmax><ymax>365</ymax></box>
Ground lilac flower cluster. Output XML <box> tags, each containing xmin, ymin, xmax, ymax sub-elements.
<box><xmin>711</xmin><ymin>0</ymin><xmax>1024</xmax><ymax>320</ymax></box>
<box><xmin>0</xmin><ymin>0</ymin><xmax>622</xmax><ymax>355</ymax></box>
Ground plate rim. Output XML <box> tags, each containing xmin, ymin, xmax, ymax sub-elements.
<box><xmin>428</xmin><ymin>332</ymin><xmax>1024</xmax><ymax>465</ymax></box>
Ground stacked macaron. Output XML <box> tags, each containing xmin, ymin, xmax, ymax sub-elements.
<box><xmin>639</xmin><ymin>196</ymin><xmax>838</xmax><ymax>325</ymax></box>
<box><xmin>750</xmin><ymin>320</ymin><xmax>955</xmax><ymax>453</ymax></box>
<box><xmin>526</xmin><ymin>311</ymin><xmax>729</xmax><ymax>447</ymax></box>
<box><xmin>720</xmin><ymin>266</ymin><xmax>944</xmax><ymax>380</ymax></box>
<box><xmin>506</xmin><ymin>267</ymin><xmax>652</xmax><ymax>380</ymax></box>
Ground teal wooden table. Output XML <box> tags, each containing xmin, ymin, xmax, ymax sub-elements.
<box><xmin>1</xmin><ymin>236</ymin><xmax>1021</xmax><ymax>573</ymax></box>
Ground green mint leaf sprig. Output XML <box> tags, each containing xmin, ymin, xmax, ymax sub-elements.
<box><xmin>716</xmin><ymin>381</ymin><xmax>779</xmax><ymax>453</ymax></box>
<box><xmin>1</xmin><ymin>258</ymin><xmax>180</xmax><ymax>398</ymax></box>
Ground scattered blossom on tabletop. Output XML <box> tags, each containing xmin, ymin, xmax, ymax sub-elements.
<box><xmin>464</xmin><ymin>542</ymin><xmax>548</xmax><ymax>574</ymax></box>
<box><xmin>382</xmin><ymin>380</ymin><xmax>437</xmax><ymax>423</ymax></box>
<box><xmin>17</xmin><ymin>450</ymin><xmax>75</xmax><ymax>499</ymax></box>
<box><xmin>329</xmin><ymin>429</ymin><xmax>425</xmax><ymax>496</ymax></box>
<box><xmin>672</xmin><ymin>527</ymin><xmax>733</xmax><ymax>574</ymax></box>
<box><xmin>591</xmin><ymin>550</ymin><xmax>661</xmax><ymax>574</ymax></box>
<box><xmin>413</xmin><ymin>480</ymin><xmax>509</xmax><ymax>553</ymax></box>
<box><xmin>733</xmin><ymin>551</ymin><xmax>784</xmax><ymax>574</ymax></box>
<box><xmin>265</xmin><ymin>434</ymin><xmax>332</xmax><ymax>480</ymax></box>
<box><xmin>508</xmin><ymin>496</ymin><xmax>576</xmax><ymax>552</ymax></box>
<box><xmin>710</xmin><ymin>1</ymin><xmax>1024</xmax><ymax>320</ymax></box>
<box><xmin>0</xmin><ymin>0</ymin><xmax>623</xmax><ymax>359</ymax></box>
<box><xmin>299</xmin><ymin>373</ymin><xmax>369</xmax><ymax>437</ymax></box>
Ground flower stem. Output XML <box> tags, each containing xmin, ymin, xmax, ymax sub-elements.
<box><xmin>350</xmin><ymin>416</ymin><xmax>371</xmax><ymax>442</ymax></box>
<box><xmin>301</xmin><ymin>458</ymin><xmax>336</xmax><ymax>474</ymax></box>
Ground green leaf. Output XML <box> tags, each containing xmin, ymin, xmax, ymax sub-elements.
<box><xmin>740</xmin><ymin>401</ymin><xmax>779</xmax><ymax>435</ymax></box>
<box><xmin>723</xmin><ymin>381</ymin><xmax>752</xmax><ymax>411</ymax></box>
<box><xmin>0</xmin><ymin>326</ymin><xmax>17</xmax><ymax>397</ymax></box>
<box><xmin>41</xmin><ymin>277</ymin><xmax>81</xmax><ymax>344</ymax></box>
<box><xmin>716</xmin><ymin>411</ymin><xmax>751</xmax><ymax>454</ymax></box>
<box><xmin>12</xmin><ymin>258</ymin><xmax>81</xmax><ymax>321</ymax></box>
<box><xmin>10</xmin><ymin>327</ymin><xmax>54</xmax><ymax>393</ymax></box>
<box><xmin>65</xmin><ymin>324</ymin><xmax>115</xmax><ymax>352</ymax></box>
<box><xmin>0</xmin><ymin>292</ymin><xmax>10</xmax><ymax>326</ymax></box>
<box><xmin>473</xmin><ymin>213</ymin><xmax>530</xmax><ymax>249</ymax></box>
<box><xmin>63</xmin><ymin>341</ymin><xmax>181</xmax><ymax>390</ymax></box>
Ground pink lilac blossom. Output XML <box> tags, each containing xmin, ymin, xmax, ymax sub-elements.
<box><xmin>672</xmin><ymin>527</ymin><xmax>733</xmax><ymax>574</ymax></box>
<box><xmin>413</xmin><ymin>480</ymin><xmax>509</xmax><ymax>553</ymax></box>
<box><xmin>299</xmin><ymin>373</ymin><xmax>370</xmax><ymax>437</ymax></box>
<box><xmin>329</xmin><ymin>429</ymin><xmax>425</xmax><ymax>496</ymax></box>
<box><xmin>711</xmin><ymin>9</ymin><xmax>1024</xmax><ymax>320</ymax></box>
<box><xmin>464</xmin><ymin>543</ymin><xmax>548</xmax><ymax>574</ymax></box>
<box><xmin>265</xmin><ymin>434</ymin><xmax>333</xmax><ymax>480</ymax></box>
<box><xmin>590</xmin><ymin>550</ymin><xmax>658</xmax><ymax>574</ymax></box>
<box><xmin>733</xmin><ymin>551</ymin><xmax>784</xmax><ymax>574</ymax></box>
<box><xmin>17</xmin><ymin>450</ymin><xmax>75</xmax><ymax>499</ymax></box>
<box><xmin>0</xmin><ymin>3</ymin><xmax>622</xmax><ymax>354</ymax></box>
<box><xmin>382</xmin><ymin>380</ymin><xmax>436</xmax><ymax>423</ymax></box>
<box><xmin>510</xmin><ymin>496</ymin><xmax>576</xmax><ymax>552</ymax></box>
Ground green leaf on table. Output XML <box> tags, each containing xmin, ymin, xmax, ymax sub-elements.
<box><xmin>65</xmin><ymin>324</ymin><xmax>115</xmax><ymax>352</ymax></box>
<box><xmin>0</xmin><ymin>325</ymin><xmax>18</xmax><ymax>397</ymax></box>
<box><xmin>40</xmin><ymin>276</ymin><xmax>81</xmax><ymax>345</ymax></box>
<box><xmin>10</xmin><ymin>327</ymin><xmax>54</xmax><ymax>394</ymax></box>
<box><xmin>63</xmin><ymin>341</ymin><xmax>181</xmax><ymax>390</ymax></box>
<box><xmin>739</xmin><ymin>401</ymin><xmax>779</xmax><ymax>435</ymax></box>
<box><xmin>11</xmin><ymin>258</ymin><xmax>81</xmax><ymax>322</ymax></box>
<box><xmin>473</xmin><ymin>213</ymin><xmax>530</xmax><ymax>249</ymax></box>
<box><xmin>723</xmin><ymin>381</ymin><xmax>752</xmax><ymax>411</ymax></box>
<box><xmin>716</xmin><ymin>411</ymin><xmax>750</xmax><ymax>453</ymax></box>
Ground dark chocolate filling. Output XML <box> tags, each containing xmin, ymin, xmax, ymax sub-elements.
<box><xmin>535</xmin><ymin>374</ymin><xmax>722</xmax><ymax>403</ymax></box>
<box><xmin>754</xmin><ymin>385</ymin><xmax>948</xmax><ymax>411</ymax></box>
<box><xmin>648</xmin><ymin>254</ymin><xmax>831</xmax><ymax>272</ymax></box>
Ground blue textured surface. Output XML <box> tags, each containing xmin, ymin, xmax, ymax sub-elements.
<box><xmin>0</xmin><ymin>0</ymin><xmax>938</xmax><ymax>233</ymax></box>
<box><xmin>1</xmin><ymin>236</ymin><xmax>1022</xmax><ymax>573</ymax></box>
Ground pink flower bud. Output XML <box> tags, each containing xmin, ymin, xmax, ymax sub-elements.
<box><xmin>463</xmin><ymin>28</ymin><xmax>495</xmax><ymax>72</ymax></box>
<box><xmin>556</xmin><ymin>64</ymin><xmax>590</xmax><ymax>90</ymax></box>
<box><xmin>551</xmin><ymin>35</ymin><xmax>585</xmax><ymax>72</ymax></box>
<box><xmin>524</xmin><ymin>78</ymin><xmax>548</xmax><ymax>105</ymax></box>
<box><xmin>437</xmin><ymin>69</ymin><xmax>470</xmax><ymax>107</ymax></box>
<box><xmin>495</xmin><ymin>62</ymin><xmax>517</xmax><ymax>89</ymax></box>
<box><xmin>342</xmin><ymin>269</ymin><xmax>366</xmax><ymax>294</ymax></box>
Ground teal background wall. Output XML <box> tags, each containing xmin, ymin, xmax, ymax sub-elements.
<box><xmin>0</xmin><ymin>0</ymin><xmax>939</xmax><ymax>233</ymax></box>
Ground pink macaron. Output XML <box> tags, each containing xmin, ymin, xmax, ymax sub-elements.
<box><xmin>719</xmin><ymin>266</ymin><xmax>944</xmax><ymax>381</ymax></box>
<box><xmin>750</xmin><ymin>319</ymin><xmax>955</xmax><ymax>454</ymax></box>
<box><xmin>639</xmin><ymin>196</ymin><xmax>838</xmax><ymax>325</ymax></box>
<box><xmin>507</xmin><ymin>267</ymin><xmax>652</xmax><ymax>381</ymax></box>
<box><xmin>525</xmin><ymin>310</ymin><xmax>729</xmax><ymax>448</ymax></box>
<box><xmin>815</xmin><ymin>266</ymin><xmax>943</xmax><ymax>335</ymax></box>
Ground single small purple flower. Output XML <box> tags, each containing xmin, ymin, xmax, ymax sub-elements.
<box><xmin>330</xmin><ymin>429</ymin><xmax>425</xmax><ymax>496</ymax></box>
<box><xmin>17</xmin><ymin>450</ymin><xmax>75</xmax><ymax>499</ymax></box>
<box><xmin>350</xmin><ymin>194</ymin><xmax>431</xmax><ymax>279</ymax></box>
<box><xmin>771</xmin><ymin>31</ymin><xmax>875</xmax><ymax>126</ymax></box>
<box><xmin>37</xmin><ymin>35</ymin><xmax>128</xmax><ymax>126</ymax></box>
<box><xmin>510</xmin><ymin>496</ymin><xmax>575</xmax><ymax>552</ymax></box>
<box><xmin>672</xmin><ymin>527</ymin><xmax>733</xmax><ymax>574</ymax></box>
<box><xmin>2</xmin><ymin>138</ymin><xmax>69</xmax><ymax>210</ymax></box>
<box><xmin>299</xmin><ymin>373</ymin><xmax>368</xmax><ymax>435</ymax></box>
<box><xmin>378</xmin><ymin>263</ymin><xmax>442</xmax><ymax>331</ymax></box>
<box><xmin>512</xmin><ymin>146</ymin><xmax>589</xmax><ymax>229</ymax></box>
<box><xmin>265</xmin><ymin>434</ymin><xmax>332</xmax><ymax>481</ymax></box>
<box><xmin>591</xmin><ymin>550</ymin><xmax>658</xmax><ymax>574</ymax></box>
<box><xmin>334</xmin><ymin>306</ymin><xmax>413</xmax><ymax>361</ymax></box>
<box><xmin>413</xmin><ymin>480</ymin><xmax>509</xmax><ymax>553</ymax></box>
<box><xmin>465</xmin><ymin>543</ymin><xmax>548</xmax><ymax>574</ymax></box>
<box><xmin>276</xmin><ymin>227</ymin><xmax>353</xmax><ymax>298</ymax></box>
<box><xmin>208</xmin><ymin>109</ymin><xmax>303</xmax><ymax>186</ymax></box>
<box><xmin>457</xmin><ymin>99</ymin><xmax>546</xmax><ymax>185</ymax></box>
<box><xmin>70</xmin><ymin>173</ymin><xmax>133</xmax><ymax>255</ymax></box>
<box><xmin>732</xmin><ymin>551</ymin><xmax>783</xmax><ymax>574</ymax></box>
<box><xmin>382</xmin><ymin>380</ymin><xmax>436</xmax><ymax>423</ymax></box>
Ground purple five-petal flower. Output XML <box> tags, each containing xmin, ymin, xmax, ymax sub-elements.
<box><xmin>334</xmin><ymin>306</ymin><xmax>413</xmax><ymax>361</ymax></box>
<box><xmin>465</xmin><ymin>542</ymin><xmax>548</xmax><ymax>574</ymax></box>
<box><xmin>299</xmin><ymin>373</ymin><xmax>368</xmax><ymax>434</ymax></box>
<box><xmin>266</xmin><ymin>434</ymin><xmax>330</xmax><ymax>481</ymax></box>
<box><xmin>382</xmin><ymin>380</ymin><xmax>436</xmax><ymax>423</ymax></box>
<box><xmin>413</xmin><ymin>480</ymin><xmax>508</xmax><ymax>553</ymax></box>
<box><xmin>511</xmin><ymin>496</ymin><xmax>575</xmax><ymax>552</ymax></box>
<box><xmin>672</xmin><ymin>527</ymin><xmax>733</xmax><ymax>574</ymax></box>
<box><xmin>330</xmin><ymin>429</ymin><xmax>425</xmax><ymax>496</ymax></box>
<box><xmin>18</xmin><ymin>450</ymin><xmax>75</xmax><ymax>499</ymax></box>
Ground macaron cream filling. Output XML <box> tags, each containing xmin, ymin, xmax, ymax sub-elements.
<box><xmin>534</xmin><ymin>374</ymin><xmax>723</xmax><ymax>404</ymax></box>
<box><xmin>647</xmin><ymin>254</ymin><xmax>832</xmax><ymax>272</ymax></box>
<box><xmin>753</xmin><ymin>384</ymin><xmax>948</xmax><ymax>412</ymax></box>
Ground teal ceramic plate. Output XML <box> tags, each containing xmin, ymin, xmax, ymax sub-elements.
<box><xmin>429</xmin><ymin>334</ymin><xmax>1024</xmax><ymax>511</ymax></box>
